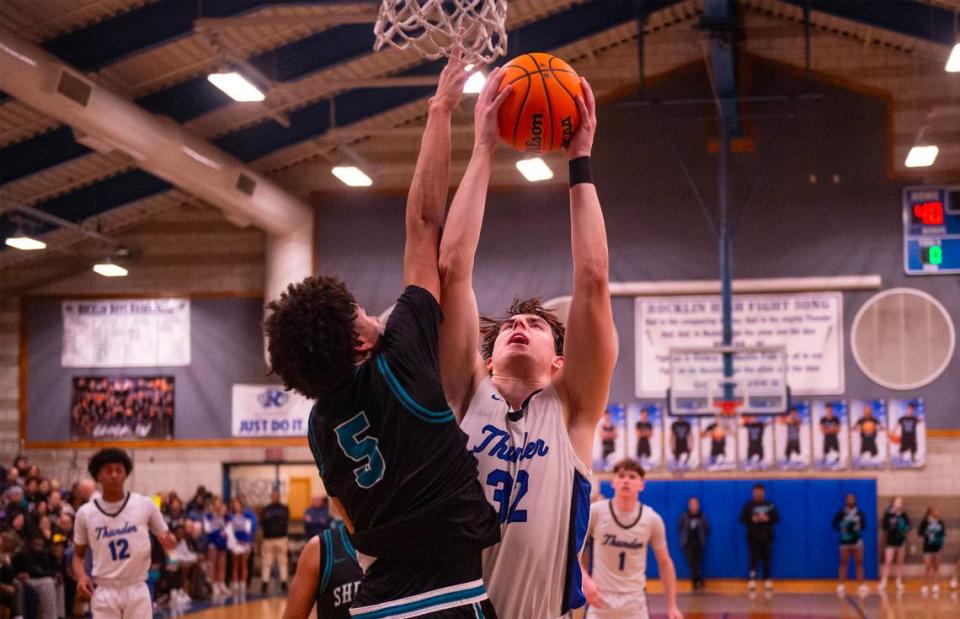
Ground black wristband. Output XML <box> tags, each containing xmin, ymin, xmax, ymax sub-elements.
<box><xmin>568</xmin><ymin>156</ymin><xmax>593</xmax><ymax>187</ymax></box>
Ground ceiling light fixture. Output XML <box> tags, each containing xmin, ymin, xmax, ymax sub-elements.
<box><xmin>93</xmin><ymin>257</ymin><xmax>128</xmax><ymax>277</ymax></box>
<box><xmin>331</xmin><ymin>166</ymin><xmax>373</xmax><ymax>187</ymax></box>
<box><xmin>515</xmin><ymin>157</ymin><xmax>554</xmax><ymax>182</ymax></box>
<box><xmin>207</xmin><ymin>72</ymin><xmax>265</xmax><ymax>102</ymax></box>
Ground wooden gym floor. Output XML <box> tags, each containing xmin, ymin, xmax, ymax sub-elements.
<box><xmin>159</xmin><ymin>580</ymin><xmax>959</xmax><ymax>618</ymax></box>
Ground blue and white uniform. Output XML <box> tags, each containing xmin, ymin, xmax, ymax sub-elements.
<box><xmin>74</xmin><ymin>492</ymin><xmax>168</xmax><ymax>618</ymax></box>
<box><xmin>461</xmin><ymin>378</ymin><xmax>592</xmax><ymax>619</ymax></box>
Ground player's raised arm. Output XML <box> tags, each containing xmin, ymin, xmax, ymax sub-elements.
<box><xmin>403</xmin><ymin>58</ymin><xmax>469</xmax><ymax>299</ymax></box>
<box><xmin>438</xmin><ymin>68</ymin><xmax>510</xmax><ymax>417</ymax></box>
<box><xmin>555</xmin><ymin>77</ymin><xmax>617</xmax><ymax>466</ymax></box>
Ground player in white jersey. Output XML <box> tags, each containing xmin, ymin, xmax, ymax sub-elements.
<box><xmin>581</xmin><ymin>460</ymin><xmax>682</xmax><ymax>619</ymax></box>
<box><xmin>73</xmin><ymin>448</ymin><xmax>176</xmax><ymax>618</ymax></box>
<box><xmin>437</xmin><ymin>69</ymin><xmax>617</xmax><ymax>618</ymax></box>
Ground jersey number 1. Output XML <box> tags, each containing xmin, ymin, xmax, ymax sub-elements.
<box><xmin>335</xmin><ymin>412</ymin><xmax>386</xmax><ymax>489</ymax></box>
<box><xmin>108</xmin><ymin>539</ymin><xmax>130</xmax><ymax>561</ymax></box>
<box><xmin>486</xmin><ymin>469</ymin><xmax>529</xmax><ymax>523</ymax></box>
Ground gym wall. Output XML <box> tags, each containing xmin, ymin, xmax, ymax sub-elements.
<box><xmin>313</xmin><ymin>62</ymin><xmax>959</xmax><ymax>427</ymax></box>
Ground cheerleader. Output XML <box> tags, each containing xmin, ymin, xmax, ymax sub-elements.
<box><xmin>203</xmin><ymin>496</ymin><xmax>229</xmax><ymax>596</ymax></box>
<box><xmin>226</xmin><ymin>497</ymin><xmax>254</xmax><ymax>597</ymax></box>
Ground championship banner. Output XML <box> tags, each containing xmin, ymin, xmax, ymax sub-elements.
<box><xmin>232</xmin><ymin>385</ymin><xmax>312</xmax><ymax>437</ymax></box>
<box><xmin>635</xmin><ymin>293</ymin><xmax>844</xmax><ymax>397</ymax></box>
<box><xmin>62</xmin><ymin>299</ymin><xmax>190</xmax><ymax>368</ymax></box>
<box><xmin>71</xmin><ymin>376</ymin><xmax>175</xmax><ymax>440</ymax></box>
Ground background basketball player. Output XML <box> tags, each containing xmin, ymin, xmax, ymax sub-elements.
<box><xmin>581</xmin><ymin>460</ymin><xmax>682</xmax><ymax>619</ymax></box>
<box><xmin>73</xmin><ymin>448</ymin><xmax>176</xmax><ymax>618</ymax></box>
<box><xmin>671</xmin><ymin>418</ymin><xmax>692</xmax><ymax>465</ymax></box>
<box><xmin>437</xmin><ymin>68</ymin><xmax>617</xmax><ymax>618</ymax></box>
<box><xmin>283</xmin><ymin>520</ymin><xmax>362</xmax><ymax>619</ymax></box>
<box><xmin>854</xmin><ymin>406</ymin><xmax>881</xmax><ymax>460</ymax></box>
<box><xmin>895</xmin><ymin>403</ymin><xmax>920</xmax><ymax>462</ymax></box>
<box><xmin>819</xmin><ymin>404</ymin><xmax>842</xmax><ymax>463</ymax></box>
<box><xmin>781</xmin><ymin>407</ymin><xmax>803</xmax><ymax>462</ymax></box>
<box><xmin>743</xmin><ymin>416</ymin><xmax>766</xmax><ymax>464</ymax></box>
<box><xmin>635</xmin><ymin>408</ymin><xmax>654</xmax><ymax>461</ymax></box>
<box><xmin>739</xmin><ymin>483</ymin><xmax>779</xmax><ymax>592</ymax></box>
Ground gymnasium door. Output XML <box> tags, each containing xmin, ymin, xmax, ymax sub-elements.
<box><xmin>288</xmin><ymin>477</ymin><xmax>311</xmax><ymax>520</ymax></box>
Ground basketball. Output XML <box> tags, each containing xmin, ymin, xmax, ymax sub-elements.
<box><xmin>888</xmin><ymin>432</ymin><xmax>901</xmax><ymax>444</ymax></box>
<box><xmin>497</xmin><ymin>53</ymin><xmax>583</xmax><ymax>154</ymax></box>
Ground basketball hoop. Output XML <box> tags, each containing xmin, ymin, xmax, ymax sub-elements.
<box><xmin>374</xmin><ymin>0</ymin><xmax>508</xmax><ymax>65</ymax></box>
<box><xmin>717</xmin><ymin>400</ymin><xmax>742</xmax><ymax>418</ymax></box>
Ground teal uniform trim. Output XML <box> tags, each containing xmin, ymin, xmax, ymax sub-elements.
<box><xmin>338</xmin><ymin>523</ymin><xmax>358</xmax><ymax>561</ymax></box>
<box><xmin>351</xmin><ymin>585</ymin><xmax>487</xmax><ymax>619</ymax></box>
<box><xmin>319</xmin><ymin>529</ymin><xmax>334</xmax><ymax>592</ymax></box>
<box><xmin>375</xmin><ymin>355</ymin><xmax>454</xmax><ymax>424</ymax></box>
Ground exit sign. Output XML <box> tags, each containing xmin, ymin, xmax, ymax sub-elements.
<box><xmin>903</xmin><ymin>186</ymin><xmax>960</xmax><ymax>275</ymax></box>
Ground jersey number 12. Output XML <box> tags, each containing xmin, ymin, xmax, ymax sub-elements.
<box><xmin>108</xmin><ymin>539</ymin><xmax>130</xmax><ymax>561</ymax></box>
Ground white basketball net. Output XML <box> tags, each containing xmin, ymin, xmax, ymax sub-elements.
<box><xmin>374</xmin><ymin>0</ymin><xmax>508</xmax><ymax>64</ymax></box>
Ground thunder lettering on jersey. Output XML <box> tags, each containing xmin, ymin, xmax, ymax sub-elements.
<box><xmin>587</xmin><ymin>500</ymin><xmax>666</xmax><ymax>595</ymax></box>
<box><xmin>74</xmin><ymin>492</ymin><xmax>168</xmax><ymax>583</ymax></box>
<box><xmin>461</xmin><ymin>377</ymin><xmax>592</xmax><ymax>619</ymax></box>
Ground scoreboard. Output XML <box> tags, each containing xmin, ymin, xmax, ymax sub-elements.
<box><xmin>903</xmin><ymin>186</ymin><xmax>960</xmax><ymax>275</ymax></box>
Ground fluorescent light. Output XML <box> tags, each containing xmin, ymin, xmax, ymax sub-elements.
<box><xmin>905</xmin><ymin>145</ymin><xmax>939</xmax><ymax>168</ymax></box>
<box><xmin>464</xmin><ymin>71</ymin><xmax>486</xmax><ymax>94</ymax></box>
<box><xmin>5</xmin><ymin>235</ymin><xmax>46</xmax><ymax>251</ymax></box>
<box><xmin>207</xmin><ymin>72</ymin><xmax>265</xmax><ymax>102</ymax></box>
<box><xmin>515</xmin><ymin>157</ymin><xmax>554</xmax><ymax>182</ymax></box>
<box><xmin>93</xmin><ymin>262</ymin><xmax>128</xmax><ymax>277</ymax></box>
<box><xmin>947</xmin><ymin>43</ymin><xmax>960</xmax><ymax>72</ymax></box>
<box><xmin>331</xmin><ymin>166</ymin><xmax>373</xmax><ymax>187</ymax></box>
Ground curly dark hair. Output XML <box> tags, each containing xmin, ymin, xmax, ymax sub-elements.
<box><xmin>88</xmin><ymin>448</ymin><xmax>133</xmax><ymax>478</ymax></box>
<box><xmin>480</xmin><ymin>297</ymin><xmax>565</xmax><ymax>360</ymax></box>
<box><xmin>263</xmin><ymin>276</ymin><xmax>359</xmax><ymax>400</ymax></box>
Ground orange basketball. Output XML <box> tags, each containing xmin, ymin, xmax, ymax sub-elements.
<box><xmin>497</xmin><ymin>53</ymin><xmax>582</xmax><ymax>154</ymax></box>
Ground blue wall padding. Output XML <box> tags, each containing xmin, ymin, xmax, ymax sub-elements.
<box><xmin>597</xmin><ymin>478</ymin><xmax>878</xmax><ymax>579</ymax></box>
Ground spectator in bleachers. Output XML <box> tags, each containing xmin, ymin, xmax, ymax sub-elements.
<box><xmin>0</xmin><ymin>532</ymin><xmax>25</xmax><ymax>619</ymax></box>
<box><xmin>918</xmin><ymin>506</ymin><xmax>946</xmax><ymax>596</ymax></box>
<box><xmin>186</xmin><ymin>486</ymin><xmax>208</xmax><ymax>517</ymax></box>
<box><xmin>303</xmin><ymin>496</ymin><xmax>331</xmax><ymax>540</ymax></box>
<box><xmin>12</xmin><ymin>456</ymin><xmax>28</xmax><ymax>481</ymax></box>
<box><xmin>13</xmin><ymin>534</ymin><xmax>64</xmax><ymax>619</ymax></box>
<box><xmin>879</xmin><ymin>496</ymin><xmax>910</xmax><ymax>592</ymax></box>
<box><xmin>164</xmin><ymin>496</ymin><xmax>187</xmax><ymax>531</ymax></box>
<box><xmin>67</xmin><ymin>479</ymin><xmax>94</xmax><ymax>514</ymax></box>
<box><xmin>679</xmin><ymin>496</ymin><xmax>709</xmax><ymax>591</ymax></box>
<box><xmin>260</xmin><ymin>490</ymin><xmax>290</xmax><ymax>594</ymax></box>
<box><xmin>833</xmin><ymin>493</ymin><xmax>867</xmax><ymax>596</ymax></box>
<box><xmin>5</xmin><ymin>486</ymin><xmax>26</xmax><ymax>515</ymax></box>
<box><xmin>48</xmin><ymin>490</ymin><xmax>68</xmax><ymax>519</ymax></box>
<box><xmin>204</xmin><ymin>496</ymin><xmax>229</xmax><ymax>597</ymax></box>
<box><xmin>226</xmin><ymin>498</ymin><xmax>253</xmax><ymax>598</ymax></box>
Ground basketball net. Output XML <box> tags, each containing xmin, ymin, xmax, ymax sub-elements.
<box><xmin>374</xmin><ymin>0</ymin><xmax>508</xmax><ymax>64</ymax></box>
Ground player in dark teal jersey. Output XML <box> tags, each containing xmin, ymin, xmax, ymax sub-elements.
<box><xmin>283</xmin><ymin>521</ymin><xmax>362</xmax><ymax>619</ymax></box>
<box><xmin>264</xmin><ymin>59</ymin><xmax>499</xmax><ymax>618</ymax></box>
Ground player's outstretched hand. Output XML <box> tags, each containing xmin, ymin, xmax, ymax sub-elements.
<box><xmin>474</xmin><ymin>67</ymin><xmax>510</xmax><ymax>153</ymax></box>
<box><xmin>565</xmin><ymin>77</ymin><xmax>596</xmax><ymax>160</ymax></box>
<box><xmin>582</xmin><ymin>573</ymin><xmax>606</xmax><ymax>609</ymax></box>
<box><xmin>77</xmin><ymin>574</ymin><xmax>95</xmax><ymax>599</ymax></box>
<box><xmin>432</xmin><ymin>57</ymin><xmax>470</xmax><ymax>114</ymax></box>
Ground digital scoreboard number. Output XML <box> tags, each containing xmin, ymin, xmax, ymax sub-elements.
<box><xmin>903</xmin><ymin>186</ymin><xmax>960</xmax><ymax>275</ymax></box>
